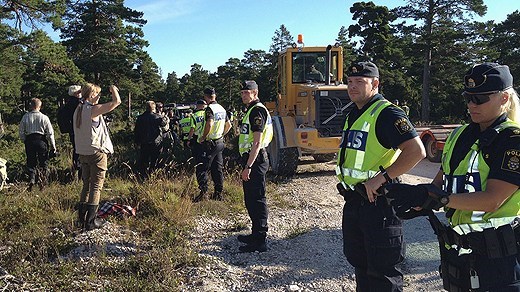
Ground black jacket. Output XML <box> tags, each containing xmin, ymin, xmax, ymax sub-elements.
<box><xmin>134</xmin><ymin>112</ymin><xmax>167</xmax><ymax>145</ymax></box>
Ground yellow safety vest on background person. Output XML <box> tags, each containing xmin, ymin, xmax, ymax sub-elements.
<box><xmin>179</xmin><ymin>116</ymin><xmax>193</xmax><ymax>141</ymax></box>
<box><xmin>205</xmin><ymin>103</ymin><xmax>226</xmax><ymax>140</ymax></box>
<box><xmin>441</xmin><ymin>120</ymin><xmax>520</xmax><ymax>234</ymax></box>
<box><xmin>336</xmin><ymin>100</ymin><xmax>399</xmax><ymax>190</ymax></box>
<box><xmin>239</xmin><ymin>103</ymin><xmax>273</xmax><ymax>155</ymax></box>
<box><xmin>192</xmin><ymin>110</ymin><xmax>205</xmax><ymax>141</ymax></box>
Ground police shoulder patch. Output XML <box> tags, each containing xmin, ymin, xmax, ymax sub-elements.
<box><xmin>253</xmin><ymin>116</ymin><xmax>263</xmax><ymax>126</ymax></box>
<box><xmin>501</xmin><ymin>149</ymin><xmax>520</xmax><ymax>174</ymax></box>
<box><xmin>394</xmin><ymin>117</ymin><xmax>413</xmax><ymax>135</ymax></box>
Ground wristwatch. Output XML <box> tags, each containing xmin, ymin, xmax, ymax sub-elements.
<box><xmin>246</xmin><ymin>164</ymin><xmax>252</xmax><ymax>169</ymax></box>
<box><xmin>440</xmin><ymin>196</ymin><xmax>450</xmax><ymax>206</ymax></box>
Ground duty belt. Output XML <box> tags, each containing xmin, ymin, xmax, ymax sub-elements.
<box><xmin>429</xmin><ymin>213</ymin><xmax>520</xmax><ymax>259</ymax></box>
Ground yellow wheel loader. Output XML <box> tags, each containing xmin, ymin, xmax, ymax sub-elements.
<box><xmin>266</xmin><ymin>37</ymin><xmax>354</xmax><ymax>176</ymax></box>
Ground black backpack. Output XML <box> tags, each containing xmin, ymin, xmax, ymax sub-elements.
<box><xmin>57</xmin><ymin>106</ymin><xmax>72</xmax><ymax>133</ymax></box>
<box><xmin>57</xmin><ymin>97</ymin><xmax>79</xmax><ymax>134</ymax></box>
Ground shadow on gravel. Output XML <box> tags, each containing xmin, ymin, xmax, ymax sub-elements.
<box><xmin>197</xmin><ymin>225</ymin><xmax>442</xmax><ymax>291</ymax></box>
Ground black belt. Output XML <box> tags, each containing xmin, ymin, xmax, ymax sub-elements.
<box><xmin>210</xmin><ymin>137</ymin><xmax>223</xmax><ymax>142</ymax></box>
<box><xmin>429</xmin><ymin>214</ymin><xmax>519</xmax><ymax>258</ymax></box>
<box><xmin>25</xmin><ymin>133</ymin><xmax>46</xmax><ymax>141</ymax></box>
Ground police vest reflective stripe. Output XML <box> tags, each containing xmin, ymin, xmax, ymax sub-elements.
<box><xmin>192</xmin><ymin>110</ymin><xmax>205</xmax><ymax>139</ymax></box>
<box><xmin>442</xmin><ymin>120</ymin><xmax>520</xmax><ymax>230</ymax></box>
<box><xmin>179</xmin><ymin>116</ymin><xmax>192</xmax><ymax>140</ymax></box>
<box><xmin>206</xmin><ymin>103</ymin><xmax>226</xmax><ymax>140</ymax></box>
<box><xmin>335</xmin><ymin>99</ymin><xmax>398</xmax><ymax>189</ymax></box>
<box><xmin>238</xmin><ymin>102</ymin><xmax>273</xmax><ymax>155</ymax></box>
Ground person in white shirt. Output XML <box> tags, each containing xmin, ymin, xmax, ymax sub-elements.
<box><xmin>19</xmin><ymin>98</ymin><xmax>56</xmax><ymax>191</ymax></box>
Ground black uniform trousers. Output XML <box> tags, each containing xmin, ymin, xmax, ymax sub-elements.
<box><xmin>137</xmin><ymin>142</ymin><xmax>161</xmax><ymax>179</ymax></box>
<box><xmin>191</xmin><ymin>139</ymin><xmax>202</xmax><ymax>162</ymax></box>
<box><xmin>196</xmin><ymin>139</ymin><xmax>224</xmax><ymax>194</ymax></box>
<box><xmin>242</xmin><ymin>149</ymin><xmax>269</xmax><ymax>237</ymax></box>
<box><xmin>342</xmin><ymin>194</ymin><xmax>405</xmax><ymax>292</ymax></box>
<box><xmin>24</xmin><ymin>133</ymin><xmax>49</xmax><ymax>184</ymax></box>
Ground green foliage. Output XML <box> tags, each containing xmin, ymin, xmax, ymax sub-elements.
<box><xmin>22</xmin><ymin>30</ymin><xmax>84</xmax><ymax>113</ymax></box>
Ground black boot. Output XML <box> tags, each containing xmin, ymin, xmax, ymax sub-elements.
<box><xmin>237</xmin><ymin>234</ymin><xmax>255</xmax><ymax>244</ymax></box>
<box><xmin>193</xmin><ymin>191</ymin><xmax>207</xmax><ymax>202</ymax></box>
<box><xmin>211</xmin><ymin>191</ymin><xmax>223</xmax><ymax>201</ymax></box>
<box><xmin>85</xmin><ymin>204</ymin><xmax>106</xmax><ymax>231</ymax></box>
<box><xmin>239</xmin><ymin>233</ymin><xmax>267</xmax><ymax>253</ymax></box>
<box><xmin>75</xmin><ymin>203</ymin><xmax>87</xmax><ymax>229</ymax></box>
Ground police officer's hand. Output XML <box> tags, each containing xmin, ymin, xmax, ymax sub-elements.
<box><xmin>384</xmin><ymin>183</ymin><xmax>450</xmax><ymax>217</ymax></box>
<box><xmin>363</xmin><ymin>175</ymin><xmax>387</xmax><ymax>203</ymax></box>
<box><xmin>241</xmin><ymin>168</ymin><xmax>251</xmax><ymax>182</ymax></box>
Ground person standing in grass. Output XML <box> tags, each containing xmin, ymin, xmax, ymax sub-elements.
<box><xmin>19</xmin><ymin>98</ymin><xmax>57</xmax><ymax>191</ymax></box>
<box><xmin>193</xmin><ymin>87</ymin><xmax>232</xmax><ymax>202</ymax></box>
<box><xmin>73</xmin><ymin>83</ymin><xmax>121</xmax><ymax>230</ymax></box>
<box><xmin>236</xmin><ymin>80</ymin><xmax>273</xmax><ymax>252</ymax></box>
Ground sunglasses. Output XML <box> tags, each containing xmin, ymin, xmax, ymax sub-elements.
<box><xmin>462</xmin><ymin>91</ymin><xmax>498</xmax><ymax>105</ymax></box>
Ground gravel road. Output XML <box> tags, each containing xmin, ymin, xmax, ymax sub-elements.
<box><xmin>180</xmin><ymin>159</ymin><xmax>447</xmax><ymax>291</ymax></box>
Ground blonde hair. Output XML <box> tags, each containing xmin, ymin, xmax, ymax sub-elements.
<box><xmin>503</xmin><ymin>88</ymin><xmax>520</xmax><ymax>123</ymax></box>
<box><xmin>76</xmin><ymin>83</ymin><xmax>101</xmax><ymax>128</ymax></box>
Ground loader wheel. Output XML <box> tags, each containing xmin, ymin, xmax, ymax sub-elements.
<box><xmin>312</xmin><ymin>153</ymin><xmax>336</xmax><ymax>163</ymax></box>
<box><xmin>425</xmin><ymin>136</ymin><xmax>441</xmax><ymax>163</ymax></box>
<box><xmin>267</xmin><ymin>135</ymin><xmax>298</xmax><ymax>176</ymax></box>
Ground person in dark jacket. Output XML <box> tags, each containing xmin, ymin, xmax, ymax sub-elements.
<box><xmin>134</xmin><ymin>101</ymin><xmax>168</xmax><ymax>180</ymax></box>
<box><xmin>58</xmin><ymin>85</ymin><xmax>82</xmax><ymax>180</ymax></box>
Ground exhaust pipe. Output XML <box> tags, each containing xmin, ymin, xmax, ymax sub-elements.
<box><xmin>325</xmin><ymin>45</ymin><xmax>332</xmax><ymax>85</ymax></box>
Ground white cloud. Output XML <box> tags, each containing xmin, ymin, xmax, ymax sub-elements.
<box><xmin>134</xmin><ymin>0</ymin><xmax>200</xmax><ymax>25</ymax></box>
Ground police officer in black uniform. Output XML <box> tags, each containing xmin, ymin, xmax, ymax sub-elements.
<box><xmin>337</xmin><ymin>62</ymin><xmax>426</xmax><ymax>291</ymax></box>
<box><xmin>236</xmin><ymin>81</ymin><xmax>273</xmax><ymax>252</ymax></box>
<box><xmin>193</xmin><ymin>87</ymin><xmax>232</xmax><ymax>202</ymax></box>
<box><xmin>384</xmin><ymin>63</ymin><xmax>520</xmax><ymax>291</ymax></box>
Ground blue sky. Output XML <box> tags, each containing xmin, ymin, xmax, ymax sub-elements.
<box><xmin>121</xmin><ymin>0</ymin><xmax>517</xmax><ymax>78</ymax></box>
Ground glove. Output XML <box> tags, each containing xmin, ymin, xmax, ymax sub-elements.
<box><xmin>384</xmin><ymin>183</ymin><xmax>450</xmax><ymax>217</ymax></box>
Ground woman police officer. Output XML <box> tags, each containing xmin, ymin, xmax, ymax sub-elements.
<box><xmin>385</xmin><ymin>63</ymin><xmax>520</xmax><ymax>291</ymax></box>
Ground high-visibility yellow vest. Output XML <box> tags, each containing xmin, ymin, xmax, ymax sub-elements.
<box><xmin>205</xmin><ymin>103</ymin><xmax>226</xmax><ymax>140</ymax></box>
<box><xmin>442</xmin><ymin>120</ymin><xmax>520</xmax><ymax>233</ymax></box>
<box><xmin>191</xmin><ymin>110</ymin><xmax>205</xmax><ymax>140</ymax></box>
<box><xmin>238</xmin><ymin>102</ymin><xmax>273</xmax><ymax>155</ymax></box>
<box><xmin>335</xmin><ymin>100</ymin><xmax>399</xmax><ymax>190</ymax></box>
<box><xmin>179</xmin><ymin>116</ymin><xmax>193</xmax><ymax>141</ymax></box>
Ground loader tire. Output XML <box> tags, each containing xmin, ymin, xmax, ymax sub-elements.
<box><xmin>267</xmin><ymin>135</ymin><xmax>298</xmax><ymax>176</ymax></box>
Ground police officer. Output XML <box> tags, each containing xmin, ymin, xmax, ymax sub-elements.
<box><xmin>187</xmin><ymin>99</ymin><xmax>207</xmax><ymax>159</ymax></box>
<box><xmin>179</xmin><ymin>110</ymin><xmax>193</xmax><ymax>149</ymax></box>
<box><xmin>236</xmin><ymin>80</ymin><xmax>273</xmax><ymax>253</ymax></box>
<box><xmin>384</xmin><ymin>63</ymin><xmax>520</xmax><ymax>291</ymax></box>
<box><xmin>19</xmin><ymin>98</ymin><xmax>57</xmax><ymax>191</ymax></box>
<box><xmin>336</xmin><ymin>61</ymin><xmax>425</xmax><ymax>291</ymax></box>
<box><xmin>193</xmin><ymin>87</ymin><xmax>232</xmax><ymax>202</ymax></box>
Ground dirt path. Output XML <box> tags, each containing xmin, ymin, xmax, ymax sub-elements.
<box><xmin>181</xmin><ymin>159</ymin><xmax>445</xmax><ymax>291</ymax></box>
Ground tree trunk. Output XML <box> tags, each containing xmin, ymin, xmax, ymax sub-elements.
<box><xmin>421</xmin><ymin>49</ymin><xmax>431</xmax><ymax>121</ymax></box>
